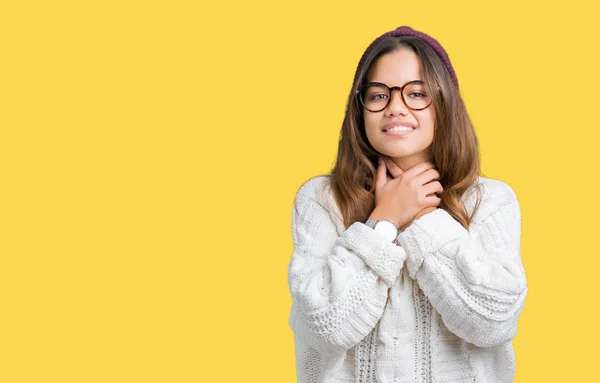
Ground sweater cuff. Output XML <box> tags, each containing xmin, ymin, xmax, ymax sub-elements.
<box><xmin>397</xmin><ymin>208</ymin><xmax>469</xmax><ymax>279</ymax></box>
<box><xmin>335</xmin><ymin>221</ymin><xmax>405</xmax><ymax>286</ymax></box>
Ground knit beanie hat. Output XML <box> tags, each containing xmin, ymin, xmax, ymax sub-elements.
<box><xmin>357</xmin><ymin>26</ymin><xmax>459</xmax><ymax>89</ymax></box>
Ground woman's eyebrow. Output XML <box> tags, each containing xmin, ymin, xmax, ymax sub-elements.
<box><xmin>367</xmin><ymin>79</ymin><xmax>425</xmax><ymax>85</ymax></box>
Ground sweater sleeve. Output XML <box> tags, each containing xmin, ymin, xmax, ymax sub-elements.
<box><xmin>397</xmin><ymin>180</ymin><xmax>528</xmax><ymax>348</ymax></box>
<box><xmin>288</xmin><ymin>179</ymin><xmax>406</xmax><ymax>354</ymax></box>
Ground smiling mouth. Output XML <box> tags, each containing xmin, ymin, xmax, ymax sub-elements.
<box><xmin>384</xmin><ymin>126</ymin><xmax>415</xmax><ymax>133</ymax></box>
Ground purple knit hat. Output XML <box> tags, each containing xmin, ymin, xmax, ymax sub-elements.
<box><xmin>357</xmin><ymin>26</ymin><xmax>459</xmax><ymax>89</ymax></box>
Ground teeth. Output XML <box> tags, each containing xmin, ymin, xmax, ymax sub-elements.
<box><xmin>387</xmin><ymin>126</ymin><xmax>414</xmax><ymax>132</ymax></box>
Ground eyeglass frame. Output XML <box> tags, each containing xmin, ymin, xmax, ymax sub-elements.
<box><xmin>356</xmin><ymin>80</ymin><xmax>433</xmax><ymax>112</ymax></box>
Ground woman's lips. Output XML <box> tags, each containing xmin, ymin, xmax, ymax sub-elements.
<box><xmin>382</xmin><ymin>121</ymin><xmax>417</xmax><ymax>136</ymax></box>
<box><xmin>383</xmin><ymin>126</ymin><xmax>416</xmax><ymax>136</ymax></box>
<box><xmin>382</xmin><ymin>121</ymin><xmax>416</xmax><ymax>131</ymax></box>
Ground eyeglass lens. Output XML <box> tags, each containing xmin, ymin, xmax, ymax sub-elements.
<box><xmin>361</xmin><ymin>83</ymin><xmax>431</xmax><ymax>111</ymax></box>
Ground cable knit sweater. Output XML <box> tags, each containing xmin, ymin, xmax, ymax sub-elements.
<box><xmin>288</xmin><ymin>175</ymin><xmax>527</xmax><ymax>383</ymax></box>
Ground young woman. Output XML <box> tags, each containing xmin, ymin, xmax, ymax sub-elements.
<box><xmin>288</xmin><ymin>26</ymin><xmax>528</xmax><ymax>383</ymax></box>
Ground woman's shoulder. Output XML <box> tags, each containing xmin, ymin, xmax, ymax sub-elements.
<box><xmin>295</xmin><ymin>174</ymin><xmax>334</xmax><ymax>201</ymax></box>
<box><xmin>466</xmin><ymin>176</ymin><xmax>520</xmax><ymax>223</ymax></box>
<box><xmin>293</xmin><ymin>174</ymin><xmax>345</xmax><ymax>233</ymax></box>
<box><xmin>474</xmin><ymin>175</ymin><xmax>519</xmax><ymax>204</ymax></box>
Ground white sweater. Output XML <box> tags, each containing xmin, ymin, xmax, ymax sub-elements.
<box><xmin>288</xmin><ymin>175</ymin><xmax>527</xmax><ymax>383</ymax></box>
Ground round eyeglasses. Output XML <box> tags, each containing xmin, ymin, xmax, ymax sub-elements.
<box><xmin>357</xmin><ymin>80</ymin><xmax>432</xmax><ymax>112</ymax></box>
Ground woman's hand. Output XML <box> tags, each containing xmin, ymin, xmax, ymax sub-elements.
<box><xmin>369</xmin><ymin>155</ymin><xmax>443</xmax><ymax>230</ymax></box>
<box><xmin>381</xmin><ymin>157</ymin><xmax>440</xmax><ymax>230</ymax></box>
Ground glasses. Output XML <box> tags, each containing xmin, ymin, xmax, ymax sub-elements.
<box><xmin>357</xmin><ymin>80</ymin><xmax>432</xmax><ymax>112</ymax></box>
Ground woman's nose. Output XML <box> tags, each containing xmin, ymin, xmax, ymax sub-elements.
<box><xmin>385</xmin><ymin>89</ymin><xmax>409</xmax><ymax>116</ymax></box>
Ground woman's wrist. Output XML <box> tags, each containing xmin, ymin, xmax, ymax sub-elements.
<box><xmin>401</xmin><ymin>207</ymin><xmax>438</xmax><ymax>231</ymax></box>
<box><xmin>368</xmin><ymin>207</ymin><xmax>401</xmax><ymax>229</ymax></box>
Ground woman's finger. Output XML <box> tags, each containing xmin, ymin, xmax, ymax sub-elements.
<box><xmin>382</xmin><ymin>156</ymin><xmax>404</xmax><ymax>178</ymax></box>
<box><xmin>375</xmin><ymin>157</ymin><xmax>388</xmax><ymax>190</ymax></box>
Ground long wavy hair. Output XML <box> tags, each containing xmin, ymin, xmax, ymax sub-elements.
<box><xmin>304</xmin><ymin>35</ymin><xmax>483</xmax><ymax>231</ymax></box>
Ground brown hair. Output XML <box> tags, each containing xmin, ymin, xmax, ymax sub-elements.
<box><xmin>303</xmin><ymin>36</ymin><xmax>483</xmax><ymax>231</ymax></box>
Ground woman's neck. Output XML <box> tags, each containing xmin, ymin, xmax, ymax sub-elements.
<box><xmin>390</xmin><ymin>154</ymin><xmax>432</xmax><ymax>172</ymax></box>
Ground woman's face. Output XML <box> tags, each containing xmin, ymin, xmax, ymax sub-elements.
<box><xmin>363</xmin><ymin>48</ymin><xmax>436</xmax><ymax>168</ymax></box>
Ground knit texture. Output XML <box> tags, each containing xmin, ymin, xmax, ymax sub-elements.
<box><xmin>288</xmin><ymin>175</ymin><xmax>527</xmax><ymax>383</ymax></box>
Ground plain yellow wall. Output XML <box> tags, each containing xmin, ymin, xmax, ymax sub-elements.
<box><xmin>1</xmin><ymin>0</ymin><xmax>599</xmax><ymax>381</ymax></box>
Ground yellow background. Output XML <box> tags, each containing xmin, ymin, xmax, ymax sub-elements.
<box><xmin>1</xmin><ymin>0</ymin><xmax>598</xmax><ymax>381</ymax></box>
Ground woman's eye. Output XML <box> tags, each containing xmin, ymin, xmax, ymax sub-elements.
<box><xmin>371</xmin><ymin>94</ymin><xmax>388</xmax><ymax>100</ymax></box>
<box><xmin>408</xmin><ymin>92</ymin><xmax>426</xmax><ymax>99</ymax></box>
